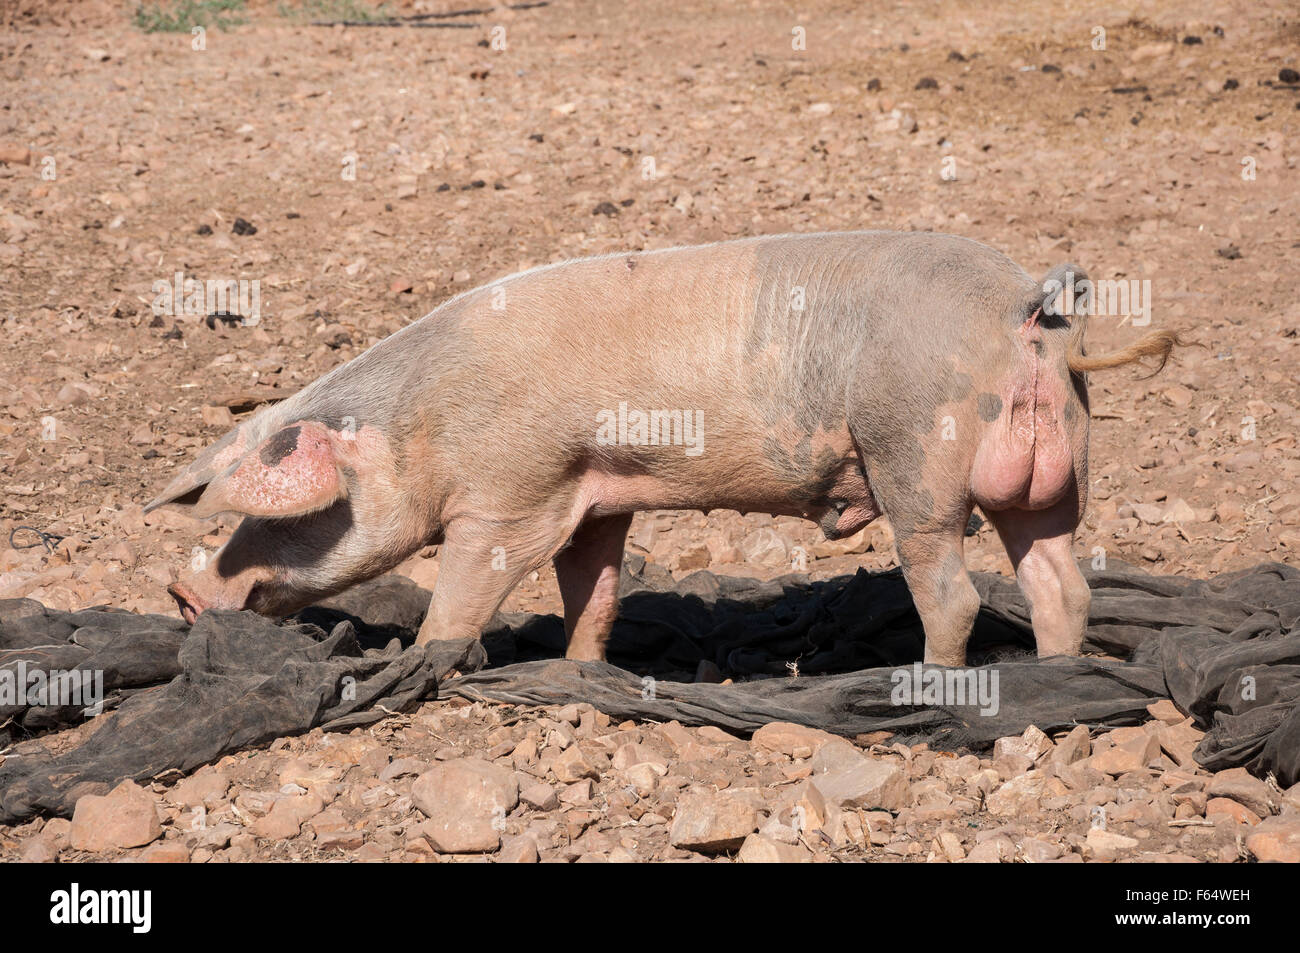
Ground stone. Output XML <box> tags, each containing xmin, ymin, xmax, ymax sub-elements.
<box><xmin>1088</xmin><ymin>731</ymin><xmax>1160</xmax><ymax>775</ymax></box>
<box><xmin>986</xmin><ymin>772</ymin><xmax>1048</xmax><ymax>817</ymax></box>
<box><xmin>140</xmin><ymin>842</ymin><xmax>192</xmax><ymax>863</ymax></box>
<box><xmin>560</xmin><ymin>780</ymin><xmax>594</xmax><ymax>805</ymax></box>
<box><xmin>519</xmin><ymin>779</ymin><xmax>559</xmax><ymax>811</ymax></box>
<box><xmin>20</xmin><ymin>837</ymin><xmax>57</xmax><ymax>863</ymax></box>
<box><xmin>759</xmin><ymin>816</ymin><xmax>803</xmax><ymax>845</ymax></box>
<box><xmin>379</xmin><ymin>757</ymin><xmax>428</xmax><ymax>782</ymax></box>
<box><xmin>251</xmin><ymin>791</ymin><xmax>324</xmax><ymax>839</ymax></box>
<box><xmin>1206</xmin><ymin>767</ymin><xmax>1275</xmax><ymax>818</ymax></box>
<box><xmin>751</xmin><ymin>721</ymin><xmax>841</xmax><ymax>758</ymax></box>
<box><xmin>1146</xmin><ymin>699</ymin><xmax>1185</xmax><ymax>724</ymax></box>
<box><xmin>624</xmin><ymin>762</ymin><xmax>663</xmax><ymax>797</ymax></box>
<box><xmin>612</xmin><ymin>743</ymin><xmax>668</xmax><ymax>773</ymax></box>
<box><xmin>1050</xmin><ymin>725</ymin><xmax>1092</xmax><ymax>766</ymax></box>
<box><xmin>1021</xmin><ymin>838</ymin><xmax>1064</xmax><ymax>862</ymax></box>
<box><xmin>169</xmin><ymin>770</ymin><xmax>230</xmax><ymax>808</ymax></box>
<box><xmin>1086</xmin><ymin>827</ymin><xmax>1139</xmax><ymax>851</ymax></box>
<box><xmin>316</xmin><ymin>830</ymin><xmax>366</xmax><ymax>850</ymax></box>
<box><xmin>412</xmin><ymin>759</ymin><xmax>519</xmax><ymax>854</ymax></box>
<box><xmin>69</xmin><ymin>781</ymin><xmax>163</xmax><ymax>852</ymax></box>
<box><xmin>809</xmin><ymin>741</ymin><xmax>907</xmax><ymax>811</ymax></box>
<box><xmin>737</xmin><ymin>834</ymin><xmax>813</xmax><ymax>863</ymax></box>
<box><xmin>0</xmin><ymin>143</ymin><xmax>31</xmax><ymax>165</ymax></box>
<box><xmin>1205</xmin><ymin>797</ymin><xmax>1260</xmax><ymax>826</ymax></box>
<box><xmin>668</xmin><ymin>790</ymin><xmax>760</xmax><ymax>853</ymax></box>
<box><xmin>307</xmin><ymin>810</ymin><xmax>349</xmax><ymax>835</ymax></box>
<box><xmin>738</xmin><ymin>528</ymin><xmax>790</xmax><ymax>568</ymax></box>
<box><xmin>551</xmin><ymin>745</ymin><xmax>601</xmax><ymax>783</ymax></box>
<box><xmin>1246</xmin><ymin>818</ymin><xmax>1300</xmax><ymax>863</ymax></box>
<box><xmin>993</xmin><ymin>725</ymin><xmax>1053</xmax><ymax>763</ymax></box>
<box><xmin>965</xmin><ymin>835</ymin><xmax>1015</xmax><ymax>862</ymax></box>
<box><xmin>201</xmin><ymin>405</ymin><xmax>235</xmax><ymax>428</ymax></box>
<box><xmin>937</xmin><ymin>831</ymin><xmax>965</xmax><ymax>862</ymax></box>
<box><xmin>788</xmin><ymin>780</ymin><xmax>830</xmax><ymax>834</ymax></box>
<box><xmin>1156</xmin><ymin>718</ymin><xmax>1204</xmax><ymax>767</ymax></box>
<box><xmin>992</xmin><ymin>752</ymin><xmax>1034</xmax><ymax>779</ymax></box>
<box><xmin>498</xmin><ymin>835</ymin><xmax>540</xmax><ymax>863</ymax></box>
<box><xmin>193</xmin><ymin>823</ymin><xmax>239</xmax><ymax>850</ymax></box>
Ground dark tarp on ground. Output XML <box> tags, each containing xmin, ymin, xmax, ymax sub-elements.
<box><xmin>0</xmin><ymin>558</ymin><xmax>1297</xmax><ymax>822</ymax></box>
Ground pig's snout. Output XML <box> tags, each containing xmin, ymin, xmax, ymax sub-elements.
<box><xmin>168</xmin><ymin>581</ymin><xmax>209</xmax><ymax>625</ymax></box>
<box><xmin>167</xmin><ymin>561</ymin><xmax>279</xmax><ymax>624</ymax></box>
<box><xmin>167</xmin><ymin>551</ymin><xmax>314</xmax><ymax>624</ymax></box>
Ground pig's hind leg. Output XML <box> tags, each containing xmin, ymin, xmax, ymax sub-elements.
<box><xmin>891</xmin><ymin>523</ymin><xmax>981</xmax><ymax>667</ymax></box>
<box><xmin>854</xmin><ymin>442</ymin><xmax>981</xmax><ymax>666</ymax></box>
<box><xmin>987</xmin><ymin>499</ymin><xmax>1089</xmax><ymax>658</ymax></box>
<box><xmin>554</xmin><ymin>513</ymin><xmax>634</xmax><ymax>662</ymax></box>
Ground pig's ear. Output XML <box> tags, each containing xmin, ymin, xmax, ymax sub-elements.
<box><xmin>144</xmin><ymin>423</ymin><xmax>254</xmax><ymax>514</ymax></box>
<box><xmin>191</xmin><ymin>421</ymin><xmax>348</xmax><ymax>519</ymax></box>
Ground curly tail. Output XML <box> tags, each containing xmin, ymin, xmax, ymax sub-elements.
<box><xmin>1034</xmin><ymin>263</ymin><xmax>1186</xmax><ymax>380</ymax></box>
<box><xmin>1067</xmin><ymin>329</ymin><xmax>1182</xmax><ymax>378</ymax></box>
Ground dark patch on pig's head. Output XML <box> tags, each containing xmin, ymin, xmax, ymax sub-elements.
<box><xmin>977</xmin><ymin>392</ymin><xmax>1003</xmax><ymax>422</ymax></box>
<box><xmin>260</xmin><ymin>425</ymin><xmax>302</xmax><ymax>467</ymax></box>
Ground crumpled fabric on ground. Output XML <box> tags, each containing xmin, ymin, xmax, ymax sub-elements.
<box><xmin>0</xmin><ymin>559</ymin><xmax>1297</xmax><ymax>822</ymax></box>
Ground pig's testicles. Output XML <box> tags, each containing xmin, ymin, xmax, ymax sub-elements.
<box><xmin>970</xmin><ymin>311</ymin><xmax>1084</xmax><ymax>514</ymax></box>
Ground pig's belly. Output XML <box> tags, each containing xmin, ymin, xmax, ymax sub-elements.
<box><xmin>579</xmin><ymin>455</ymin><xmax>881</xmax><ymax>539</ymax></box>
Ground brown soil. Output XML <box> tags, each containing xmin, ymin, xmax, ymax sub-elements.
<box><xmin>0</xmin><ymin>0</ymin><xmax>1297</xmax><ymax>863</ymax></box>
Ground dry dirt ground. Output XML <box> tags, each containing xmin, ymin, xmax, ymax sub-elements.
<box><xmin>0</xmin><ymin>0</ymin><xmax>1297</xmax><ymax>862</ymax></box>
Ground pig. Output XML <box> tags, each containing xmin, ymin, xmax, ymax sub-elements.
<box><xmin>147</xmin><ymin>232</ymin><xmax>1178</xmax><ymax>666</ymax></box>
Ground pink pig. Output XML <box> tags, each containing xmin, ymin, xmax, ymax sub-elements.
<box><xmin>149</xmin><ymin>232</ymin><xmax>1176</xmax><ymax>665</ymax></box>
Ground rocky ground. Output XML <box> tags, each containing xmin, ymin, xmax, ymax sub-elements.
<box><xmin>0</xmin><ymin>0</ymin><xmax>1298</xmax><ymax>861</ymax></box>
<box><xmin>7</xmin><ymin>700</ymin><xmax>1300</xmax><ymax>863</ymax></box>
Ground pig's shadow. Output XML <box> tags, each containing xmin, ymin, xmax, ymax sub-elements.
<box><xmin>294</xmin><ymin>566</ymin><xmax>1036</xmax><ymax>682</ymax></box>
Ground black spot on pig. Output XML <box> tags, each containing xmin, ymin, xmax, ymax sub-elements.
<box><xmin>260</xmin><ymin>426</ymin><xmax>301</xmax><ymax>467</ymax></box>
<box><xmin>818</xmin><ymin>505</ymin><xmax>847</xmax><ymax>540</ymax></box>
<box><xmin>977</xmin><ymin>392</ymin><xmax>1003</xmax><ymax>421</ymax></box>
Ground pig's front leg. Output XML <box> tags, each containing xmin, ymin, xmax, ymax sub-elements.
<box><xmin>988</xmin><ymin>500</ymin><xmax>1089</xmax><ymax>657</ymax></box>
<box><xmin>554</xmin><ymin>513</ymin><xmax>633</xmax><ymax>662</ymax></box>
<box><xmin>416</xmin><ymin>516</ymin><xmax>572</xmax><ymax>647</ymax></box>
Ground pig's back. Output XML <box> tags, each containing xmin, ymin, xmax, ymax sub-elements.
<box><xmin>404</xmin><ymin>232</ymin><xmax>1034</xmax><ymax>506</ymax></box>
<box><xmin>452</xmin><ymin>230</ymin><xmax>1035</xmax><ymax>431</ymax></box>
<box><xmin>291</xmin><ymin>232</ymin><xmax>1036</xmax><ymax>512</ymax></box>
